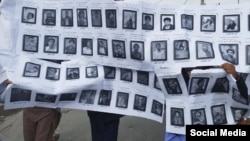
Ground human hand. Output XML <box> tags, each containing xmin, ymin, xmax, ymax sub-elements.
<box><xmin>221</xmin><ymin>63</ymin><xmax>238</xmax><ymax>79</ymax></box>
<box><xmin>5</xmin><ymin>79</ymin><xmax>12</xmax><ymax>87</ymax></box>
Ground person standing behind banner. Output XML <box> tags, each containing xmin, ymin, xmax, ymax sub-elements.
<box><xmin>0</xmin><ymin>61</ymin><xmax>61</xmax><ymax>141</ymax></box>
<box><xmin>164</xmin><ymin>63</ymin><xmax>248</xmax><ymax>141</ymax></box>
<box><xmin>87</xmin><ymin>111</ymin><xmax>124</xmax><ymax>141</ymax></box>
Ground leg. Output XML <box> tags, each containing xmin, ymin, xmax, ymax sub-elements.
<box><xmin>88</xmin><ymin>111</ymin><xmax>121</xmax><ymax>141</ymax></box>
<box><xmin>23</xmin><ymin>109</ymin><xmax>37</xmax><ymax>141</ymax></box>
<box><xmin>89</xmin><ymin>116</ymin><xmax>119</xmax><ymax>141</ymax></box>
<box><xmin>35</xmin><ymin>110</ymin><xmax>61</xmax><ymax>141</ymax></box>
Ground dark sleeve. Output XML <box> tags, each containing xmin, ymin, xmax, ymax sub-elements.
<box><xmin>236</xmin><ymin>76</ymin><xmax>248</xmax><ymax>101</ymax></box>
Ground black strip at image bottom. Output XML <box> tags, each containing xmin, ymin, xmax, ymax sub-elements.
<box><xmin>186</xmin><ymin>125</ymin><xmax>250</xmax><ymax>140</ymax></box>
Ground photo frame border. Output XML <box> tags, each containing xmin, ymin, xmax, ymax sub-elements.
<box><xmin>195</xmin><ymin>41</ymin><xmax>215</xmax><ymax>60</ymax></box>
<box><xmin>211</xmin><ymin>104</ymin><xmax>227</xmax><ymax>125</ymax></box>
<box><xmin>122</xmin><ymin>9</ymin><xmax>137</xmax><ymax>30</ymax></box>
<box><xmin>23</xmin><ymin>62</ymin><xmax>41</xmax><ymax>78</ymax></box>
<box><xmin>91</xmin><ymin>9</ymin><xmax>103</xmax><ymax>27</ymax></box>
<box><xmin>150</xmin><ymin>40</ymin><xmax>168</xmax><ymax>61</ymax></box>
<box><xmin>22</xmin><ymin>34</ymin><xmax>39</xmax><ymax>53</ymax></box>
<box><xmin>42</xmin><ymin>9</ymin><xmax>56</xmax><ymax>26</ymax></box>
<box><xmin>105</xmin><ymin>9</ymin><xmax>117</xmax><ymax>28</ymax></box>
<box><xmin>45</xmin><ymin>67</ymin><xmax>60</xmax><ymax>81</ymax></box>
<box><xmin>223</xmin><ymin>14</ymin><xmax>240</xmax><ymax>33</ymax></box>
<box><xmin>21</xmin><ymin>7</ymin><xmax>37</xmax><ymax>24</ymax></box>
<box><xmin>116</xmin><ymin>91</ymin><xmax>129</xmax><ymax>108</ymax></box>
<box><xmin>77</xmin><ymin>8</ymin><xmax>88</xmax><ymax>27</ymax></box>
<box><xmin>112</xmin><ymin>39</ymin><xmax>126</xmax><ymax>59</ymax></box>
<box><xmin>200</xmin><ymin>15</ymin><xmax>216</xmax><ymax>32</ymax></box>
<box><xmin>61</xmin><ymin>9</ymin><xmax>74</xmax><ymax>27</ymax></box>
<box><xmin>43</xmin><ymin>35</ymin><xmax>59</xmax><ymax>53</ymax></box>
<box><xmin>64</xmin><ymin>37</ymin><xmax>77</xmax><ymax>55</ymax></box>
<box><xmin>142</xmin><ymin>13</ymin><xmax>154</xmax><ymax>30</ymax></box>
<box><xmin>130</xmin><ymin>40</ymin><xmax>145</xmax><ymax>61</ymax></box>
<box><xmin>190</xmin><ymin>108</ymin><xmax>207</xmax><ymax>125</ymax></box>
<box><xmin>160</xmin><ymin>14</ymin><xmax>175</xmax><ymax>31</ymax></box>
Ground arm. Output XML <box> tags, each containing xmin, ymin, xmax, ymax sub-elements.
<box><xmin>221</xmin><ymin>63</ymin><xmax>248</xmax><ymax>100</ymax></box>
<box><xmin>0</xmin><ymin>79</ymin><xmax>12</xmax><ymax>103</ymax></box>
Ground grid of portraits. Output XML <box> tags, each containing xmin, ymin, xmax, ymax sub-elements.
<box><xmin>22</xmin><ymin>34</ymin><xmax>250</xmax><ymax>66</ymax></box>
<box><xmin>20</xmin><ymin>5</ymin><xmax>250</xmax><ymax>67</ymax></box>
<box><xmin>162</xmin><ymin>73</ymin><xmax>249</xmax><ymax>106</ymax></box>
<box><xmin>22</xmin><ymin>62</ymin><xmax>162</xmax><ymax>92</ymax></box>
<box><xmin>21</xmin><ymin>6</ymin><xmax>250</xmax><ymax>33</ymax></box>
<box><xmin>9</xmin><ymin>87</ymin><xmax>164</xmax><ymax>117</ymax></box>
<box><xmin>168</xmin><ymin>105</ymin><xmax>248</xmax><ymax>127</ymax></box>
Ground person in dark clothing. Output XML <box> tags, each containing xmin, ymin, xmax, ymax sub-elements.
<box><xmin>165</xmin><ymin>63</ymin><xmax>248</xmax><ymax>141</ymax></box>
<box><xmin>87</xmin><ymin>111</ymin><xmax>124</xmax><ymax>141</ymax></box>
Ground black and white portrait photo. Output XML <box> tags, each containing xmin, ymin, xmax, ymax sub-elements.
<box><xmin>123</xmin><ymin>10</ymin><xmax>137</xmax><ymax>30</ymax></box>
<box><xmin>116</xmin><ymin>92</ymin><xmax>129</xmax><ymax>108</ymax></box>
<box><xmin>98</xmin><ymin>90</ymin><xmax>112</xmax><ymax>106</ymax></box>
<box><xmin>196</xmin><ymin>41</ymin><xmax>214</xmax><ymax>59</ymax></box>
<box><xmin>219</xmin><ymin>44</ymin><xmax>238</xmax><ymax>65</ymax></box>
<box><xmin>104</xmin><ymin>66</ymin><xmax>116</xmax><ymax>79</ymax></box>
<box><xmin>211</xmin><ymin>77</ymin><xmax>229</xmax><ymax>93</ymax></box>
<box><xmin>133</xmin><ymin>94</ymin><xmax>147</xmax><ymax>111</ymax></box>
<box><xmin>211</xmin><ymin>104</ymin><xmax>227</xmax><ymax>125</ymax></box>
<box><xmin>64</xmin><ymin>38</ymin><xmax>77</xmax><ymax>54</ymax></box>
<box><xmin>59</xmin><ymin>93</ymin><xmax>77</xmax><ymax>101</ymax></box>
<box><xmin>223</xmin><ymin>15</ymin><xmax>240</xmax><ymax>32</ymax></box>
<box><xmin>22</xmin><ymin>7</ymin><xmax>37</xmax><ymax>24</ymax></box>
<box><xmin>174</xmin><ymin>40</ymin><xmax>190</xmax><ymax>60</ymax></box>
<box><xmin>142</xmin><ymin>13</ymin><xmax>154</xmax><ymax>30</ymax></box>
<box><xmin>112</xmin><ymin>40</ymin><xmax>126</xmax><ymax>59</ymax></box>
<box><xmin>181</xmin><ymin>14</ymin><xmax>193</xmax><ymax>30</ymax></box>
<box><xmin>232</xmin><ymin>88</ymin><xmax>249</xmax><ymax>105</ymax></box>
<box><xmin>23</xmin><ymin>62</ymin><xmax>41</xmax><ymax>78</ymax></box>
<box><xmin>120</xmin><ymin>68</ymin><xmax>133</xmax><ymax>82</ymax></box>
<box><xmin>44</xmin><ymin>36</ymin><xmax>59</xmax><ymax>53</ymax></box>
<box><xmin>10</xmin><ymin>88</ymin><xmax>32</xmax><ymax>102</ymax></box>
<box><xmin>189</xmin><ymin>77</ymin><xmax>209</xmax><ymax>95</ymax></box>
<box><xmin>46</xmin><ymin>67</ymin><xmax>60</xmax><ymax>80</ymax></box>
<box><xmin>79</xmin><ymin>90</ymin><xmax>96</xmax><ymax>104</ymax></box>
<box><xmin>151</xmin><ymin>41</ymin><xmax>167</xmax><ymax>61</ymax></box>
<box><xmin>191</xmin><ymin>108</ymin><xmax>207</xmax><ymax>125</ymax></box>
<box><xmin>61</xmin><ymin>9</ymin><xmax>73</xmax><ymax>27</ymax></box>
<box><xmin>230</xmin><ymin>107</ymin><xmax>248</xmax><ymax>122</ymax></box>
<box><xmin>23</xmin><ymin>35</ymin><xmax>39</xmax><ymax>52</ymax></box>
<box><xmin>86</xmin><ymin>66</ymin><xmax>98</xmax><ymax>78</ymax></box>
<box><xmin>246</xmin><ymin>45</ymin><xmax>250</xmax><ymax>65</ymax></box>
<box><xmin>161</xmin><ymin>14</ymin><xmax>175</xmax><ymax>30</ymax></box>
<box><xmin>77</xmin><ymin>9</ymin><xmax>88</xmax><ymax>27</ymax></box>
<box><xmin>248</xmin><ymin>14</ymin><xmax>250</xmax><ymax>31</ymax></box>
<box><xmin>130</xmin><ymin>41</ymin><xmax>144</xmax><ymax>61</ymax></box>
<box><xmin>151</xmin><ymin>100</ymin><xmax>163</xmax><ymax>116</ymax></box>
<box><xmin>82</xmin><ymin>38</ymin><xmax>93</xmax><ymax>56</ymax></box>
<box><xmin>98</xmin><ymin>38</ymin><xmax>108</xmax><ymax>56</ymax></box>
<box><xmin>106</xmin><ymin>9</ymin><xmax>117</xmax><ymax>28</ymax></box>
<box><xmin>154</xmin><ymin>75</ymin><xmax>161</xmax><ymax>90</ymax></box>
<box><xmin>200</xmin><ymin>15</ymin><xmax>216</xmax><ymax>32</ymax></box>
<box><xmin>42</xmin><ymin>9</ymin><xmax>56</xmax><ymax>26</ymax></box>
<box><xmin>137</xmin><ymin>71</ymin><xmax>149</xmax><ymax>86</ymax></box>
<box><xmin>170</xmin><ymin>107</ymin><xmax>184</xmax><ymax>126</ymax></box>
<box><xmin>163</xmin><ymin>78</ymin><xmax>182</xmax><ymax>95</ymax></box>
<box><xmin>91</xmin><ymin>9</ymin><xmax>102</xmax><ymax>27</ymax></box>
<box><xmin>35</xmin><ymin>93</ymin><xmax>57</xmax><ymax>103</ymax></box>
<box><xmin>66</xmin><ymin>68</ymin><xmax>79</xmax><ymax>80</ymax></box>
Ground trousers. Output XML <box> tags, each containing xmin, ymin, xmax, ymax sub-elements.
<box><xmin>88</xmin><ymin>111</ymin><xmax>124</xmax><ymax>141</ymax></box>
<box><xmin>23</xmin><ymin>107</ymin><xmax>61</xmax><ymax>141</ymax></box>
